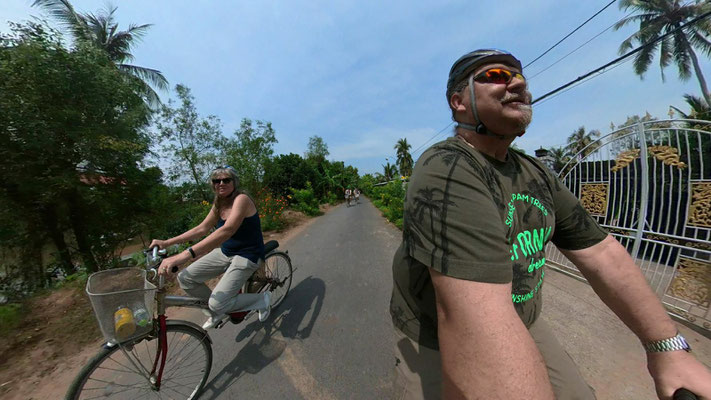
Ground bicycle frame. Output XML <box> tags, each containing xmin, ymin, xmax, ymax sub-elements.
<box><xmin>133</xmin><ymin>246</ymin><xmax>289</xmax><ymax>390</ymax></box>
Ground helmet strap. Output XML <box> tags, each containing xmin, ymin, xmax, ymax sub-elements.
<box><xmin>458</xmin><ymin>74</ymin><xmax>526</xmax><ymax>139</ymax></box>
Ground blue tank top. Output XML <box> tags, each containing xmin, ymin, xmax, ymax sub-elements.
<box><xmin>216</xmin><ymin>213</ymin><xmax>265</xmax><ymax>263</ymax></box>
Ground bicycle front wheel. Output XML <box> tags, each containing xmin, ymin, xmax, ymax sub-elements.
<box><xmin>261</xmin><ymin>251</ymin><xmax>293</xmax><ymax>309</ymax></box>
<box><xmin>66</xmin><ymin>322</ymin><xmax>212</xmax><ymax>400</ymax></box>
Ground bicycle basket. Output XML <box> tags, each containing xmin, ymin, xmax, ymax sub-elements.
<box><xmin>86</xmin><ymin>267</ymin><xmax>157</xmax><ymax>343</ymax></box>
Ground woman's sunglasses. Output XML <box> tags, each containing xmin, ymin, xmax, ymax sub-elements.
<box><xmin>212</xmin><ymin>178</ymin><xmax>233</xmax><ymax>185</ymax></box>
<box><xmin>473</xmin><ymin>68</ymin><xmax>525</xmax><ymax>85</ymax></box>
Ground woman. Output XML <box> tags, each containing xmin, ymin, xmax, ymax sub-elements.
<box><xmin>150</xmin><ymin>166</ymin><xmax>270</xmax><ymax>329</ymax></box>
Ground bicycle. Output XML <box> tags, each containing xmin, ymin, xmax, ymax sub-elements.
<box><xmin>65</xmin><ymin>240</ymin><xmax>293</xmax><ymax>400</ymax></box>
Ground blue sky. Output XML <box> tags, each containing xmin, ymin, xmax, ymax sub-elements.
<box><xmin>3</xmin><ymin>0</ymin><xmax>710</xmax><ymax>175</ymax></box>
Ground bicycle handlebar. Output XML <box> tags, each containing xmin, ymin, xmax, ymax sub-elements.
<box><xmin>148</xmin><ymin>247</ymin><xmax>177</xmax><ymax>273</ymax></box>
<box><xmin>674</xmin><ymin>388</ymin><xmax>698</xmax><ymax>400</ymax></box>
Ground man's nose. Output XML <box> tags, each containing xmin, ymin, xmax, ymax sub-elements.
<box><xmin>507</xmin><ymin>75</ymin><xmax>526</xmax><ymax>91</ymax></box>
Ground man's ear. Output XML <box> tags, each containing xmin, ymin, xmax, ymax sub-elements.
<box><xmin>449</xmin><ymin>91</ymin><xmax>466</xmax><ymax>113</ymax></box>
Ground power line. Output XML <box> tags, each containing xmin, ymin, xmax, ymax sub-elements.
<box><xmin>528</xmin><ymin>0</ymin><xmax>696</xmax><ymax>81</ymax></box>
<box><xmin>532</xmin><ymin>57</ymin><xmax>633</xmax><ymax>108</ymax></box>
<box><xmin>532</xmin><ymin>9</ymin><xmax>711</xmax><ymax>105</ymax></box>
<box><xmin>524</xmin><ymin>0</ymin><xmax>618</xmax><ymax>69</ymax></box>
<box><xmin>410</xmin><ymin>122</ymin><xmax>453</xmax><ymax>158</ymax></box>
<box><xmin>528</xmin><ymin>10</ymin><xmax>634</xmax><ymax>81</ymax></box>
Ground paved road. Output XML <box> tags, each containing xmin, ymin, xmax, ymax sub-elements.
<box><xmin>193</xmin><ymin>198</ymin><xmax>401</xmax><ymax>399</ymax></box>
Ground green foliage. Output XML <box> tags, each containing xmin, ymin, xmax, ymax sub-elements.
<box><xmin>395</xmin><ymin>138</ymin><xmax>413</xmax><ymax>177</ymax></box>
<box><xmin>224</xmin><ymin>118</ymin><xmax>278</xmax><ymax>196</ymax></box>
<box><xmin>31</xmin><ymin>0</ymin><xmax>168</xmax><ymax>108</ymax></box>
<box><xmin>615</xmin><ymin>0</ymin><xmax>711</xmax><ymax>105</ymax></box>
<box><xmin>0</xmin><ymin>20</ymin><xmax>153</xmax><ymax>275</ymax></box>
<box><xmin>358</xmin><ymin>174</ymin><xmax>377</xmax><ymax>195</ymax></box>
<box><xmin>290</xmin><ymin>183</ymin><xmax>322</xmax><ymax>216</ymax></box>
<box><xmin>305</xmin><ymin>135</ymin><xmax>329</xmax><ymax>162</ymax></box>
<box><xmin>369</xmin><ymin>180</ymin><xmax>406</xmax><ymax>229</ymax></box>
<box><xmin>0</xmin><ymin>303</ymin><xmax>24</xmax><ymax>336</ymax></box>
<box><xmin>263</xmin><ymin>153</ymin><xmax>315</xmax><ymax>199</ymax></box>
<box><xmin>256</xmin><ymin>189</ymin><xmax>288</xmax><ymax>231</ymax></box>
<box><xmin>155</xmin><ymin>84</ymin><xmax>224</xmax><ymax>200</ymax></box>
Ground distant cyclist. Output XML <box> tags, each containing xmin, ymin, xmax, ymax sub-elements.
<box><xmin>151</xmin><ymin>166</ymin><xmax>271</xmax><ymax>329</ymax></box>
<box><xmin>390</xmin><ymin>49</ymin><xmax>711</xmax><ymax>399</ymax></box>
<box><xmin>345</xmin><ymin>188</ymin><xmax>353</xmax><ymax>205</ymax></box>
<box><xmin>354</xmin><ymin>188</ymin><xmax>361</xmax><ymax>203</ymax></box>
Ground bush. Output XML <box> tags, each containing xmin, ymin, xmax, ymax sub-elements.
<box><xmin>256</xmin><ymin>189</ymin><xmax>288</xmax><ymax>231</ymax></box>
<box><xmin>321</xmin><ymin>191</ymin><xmax>339</xmax><ymax>205</ymax></box>
<box><xmin>291</xmin><ymin>183</ymin><xmax>321</xmax><ymax>216</ymax></box>
<box><xmin>370</xmin><ymin>180</ymin><xmax>406</xmax><ymax>229</ymax></box>
<box><xmin>0</xmin><ymin>303</ymin><xmax>23</xmax><ymax>336</ymax></box>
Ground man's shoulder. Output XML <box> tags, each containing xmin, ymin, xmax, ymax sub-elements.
<box><xmin>417</xmin><ymin>137</ymin><xmax>486</xmax><ymax>170</ymax></box>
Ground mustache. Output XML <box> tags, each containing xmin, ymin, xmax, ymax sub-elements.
<box><xmin>501</xmin><ymin>91</ymin><xmax>532</xmax><ymax>105</ymax></box>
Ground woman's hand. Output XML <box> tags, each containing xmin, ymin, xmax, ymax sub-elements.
<box><xmin>150</xmin><ymin>239</ymin><xmax>168</xmax><ymax>250</ymax></box>
<box><xmin>158</xmin><ymin>254</ymin><xmax>184</xmax><ymax>276</ymax></box>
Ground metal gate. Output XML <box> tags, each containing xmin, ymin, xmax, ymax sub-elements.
<box><xmin>545</xmin><ymin>119</ymin><xmax>711</xmax><ymax>333</ymax></box>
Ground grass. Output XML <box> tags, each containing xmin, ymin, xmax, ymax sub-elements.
<box><xmin>0</xmin><ymin>303</ymin><xmax>24</xmax><ymax>337</ymax></box>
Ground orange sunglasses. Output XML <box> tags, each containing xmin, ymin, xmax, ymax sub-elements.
<box><xmin>473</xmin><ymin>68</ymin><xmax>525</xmax><ymax>85</ymax></box>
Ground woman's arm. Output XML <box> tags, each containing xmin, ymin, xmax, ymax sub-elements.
<box><xmin>190</xmin><ymin>195</ymin><xmax>252</xmax><ymax>257</ymax></box>
<box><xmin>158</xmin><ymin>195</ymin><xmax>253</xmax><ymax>274</ymax></box>
<box><xmin>151</xmin><ymin>206</ymin><xmax>218</xmax><ymax>249</ymax></box>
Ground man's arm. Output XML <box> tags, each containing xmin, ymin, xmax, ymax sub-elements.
<box><xmin>430</xmin><ymin>268</ymin><xmax>555</xmax><ymax>400</ymax></box>
<box><xmin>560</xmin><ymin>235</ymin><xmax>711</xmax><ymax>399</ymax></box>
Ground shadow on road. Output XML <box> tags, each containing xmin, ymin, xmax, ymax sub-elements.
<box><xmin>200</xmin><ymin>276</ymin><xmax>326</xmax><ymax>398</ymax></box>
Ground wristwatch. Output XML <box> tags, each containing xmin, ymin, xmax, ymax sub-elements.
<box><xmin>643</xmin><ymin>333</ymin><xmax>691</xmax><ymax>353</ymax></box>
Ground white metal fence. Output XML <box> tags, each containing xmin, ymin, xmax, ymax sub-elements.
<box><xmin>546</xmin><ymin>119</ymin><xmax>711</xmax><ymax>333</ymax></box>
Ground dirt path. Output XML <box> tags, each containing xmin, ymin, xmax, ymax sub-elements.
<box><xmin>0</xmin><ymin>208</ymin><xmax>324</xmax><ymax>400</ymax></box>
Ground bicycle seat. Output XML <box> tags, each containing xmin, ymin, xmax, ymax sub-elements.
<box><xmin>264</xmin><ymin>240</ymin><xmax>279</xmax><ymax>254</ymax></box>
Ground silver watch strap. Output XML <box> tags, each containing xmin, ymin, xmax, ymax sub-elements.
<box><xmin>643</xmin><ymin>333</ymin><xmax>691</xmax><ymax>353</ymax></box>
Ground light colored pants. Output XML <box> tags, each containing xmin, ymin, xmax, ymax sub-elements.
<box><xmin>177</xmin><ymin>248</ymin><xmax>268</xmax><ymax>315</ymax></box>
<box><xmin>393</xmin><ymin>318</ymin><xmax>596</xmax><ymax>400</ymax></box>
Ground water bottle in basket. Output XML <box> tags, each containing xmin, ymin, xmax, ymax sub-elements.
<box><xmin>132</xmin><ymin>304</ymin><xmax>151</xmax><ymax>328</ymax></box>
<box><xmin>114</xmin><ymin>305</ymin><xmax>136</xmax><ymax>340</ymax></box>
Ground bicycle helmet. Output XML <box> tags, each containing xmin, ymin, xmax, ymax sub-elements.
<box><xmin>446</xmin><ymin>49</ymin><xmax>524</xmax><ymax>138</ymax></box>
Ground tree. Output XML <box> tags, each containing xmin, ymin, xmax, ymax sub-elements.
<box><xmin>614</xmin><ymin>0</ymin><xmax>711</xmax><ymax>106</ymax></box>
<box><xmin>511</xmin><ymin>143</ymin><xmax>527</xmax><ymax>154</ymax></box>
<box><xmin>394</xmin><ymin>138</ymin><xmax>414</xmax><ymax>177</ymax></box>
<box><xmin>566</xmin><ymin>126</ymin><xmax>601</xmax><ymax>159</ymax></box>
<box><xmin>382</xmin><ymin>162</ymin><xmax>398</xmax><ymax>182</ymax></box>
<box><xmin>305</xmin><ymin>135</ymin><xmax>329</xmax><ymax>162</ymax></box>
<box><xmin>671</xmin><ymin>93</ymin><xmax>711</xmax><ymax>121</ymax></box>
<box><xmin>263</xmin><ymin>153</ymin><xmax>314</xmax><ymax>198</ymax></box>
<box><xmin>32</xmin><ymin>0</ymin><xmax>168</xmax><ymax>107</ymax></box>
<box><xmin>224</xmin><ymin>118</ymin><xmax>278</xmax><ymax>195</ymax></box>
<box><xmin>156</xmin><ymin>84</ymin><xmax>225</xmax><ymax>200</ymax></box>
<box><xmin>548</xmin><ymin>147</ymin><xmax>571</xmax><ymax>174</ymax></box>
<box><xmin>0</xmin><ymin>21</ymin><xmax>153</xmax><ymax>275</ymax></box>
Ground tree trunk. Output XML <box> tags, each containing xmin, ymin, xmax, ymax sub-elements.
<box><xmin>41</xmin><ymin>206</ymin><xmax>75</xmax><ymax>276</ymax></box>
<box><xmin>67</xmin><ymin>190</ymin><xmax>99</xmax><ymax>273</ymax></box>
<box><xmin>684</xmin><ymin>39</ymin><xmax>711</xmax><ymax>107</ymax></box>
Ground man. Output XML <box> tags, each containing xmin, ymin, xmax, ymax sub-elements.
<box><xmin>389</xmin><ymin>49</ymin><xmax>711</xmax><ymax>399</ymax></box>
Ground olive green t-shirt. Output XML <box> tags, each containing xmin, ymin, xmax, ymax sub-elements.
<box><xmin>390</xmin><ymin>136</ymin><xmax>608</xmax><ymax>350</ymax></box>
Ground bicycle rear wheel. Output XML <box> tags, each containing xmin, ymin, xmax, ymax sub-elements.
<box><xmin>66</xmin><ymin>322</ymin><xmax>212</xmax><ymax>400</ymax></box>
<box><xmin>257</xmin><ymin>251</ymin><xmax>292</xmax><ymax>309</ymax></box>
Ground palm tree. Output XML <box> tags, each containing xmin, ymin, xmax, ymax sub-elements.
<box><xmin>32</xmin><ymin>0</ymin><xmax>168</xmax><ymax>107</ymax></box>
<box><xmin>382</xmin><ymin>162</ymin><xmax>398</xmax><ymax>182</ymax></box>
<box><xmin>566</xmin><ymin>126</ymin><xmax>601</xmax><ymax>159</ymax></box>
<box><xmin>548</xmin><ymin>146</ymin><xmax>571</xmax><ymax>174</ymax></box>
<box><xmin>614</xmin><ymin>0</ymin><xmax>711</xmax><ymax>106</ymax></box>
<box><xmin>394</xmin><ymin>138</ymin><xmax>413</xmax><ymax>177</ymax></box>
<box><xmin>671</xmin><ymin>93</ymin><xmax>711</xmax><ymax>121</ymax></box>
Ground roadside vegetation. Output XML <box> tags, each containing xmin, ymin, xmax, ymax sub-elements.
<box><xmin>0</xmin><ymin>2</ymin><xmax>359</xmax><ymax>338</ymax></box>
